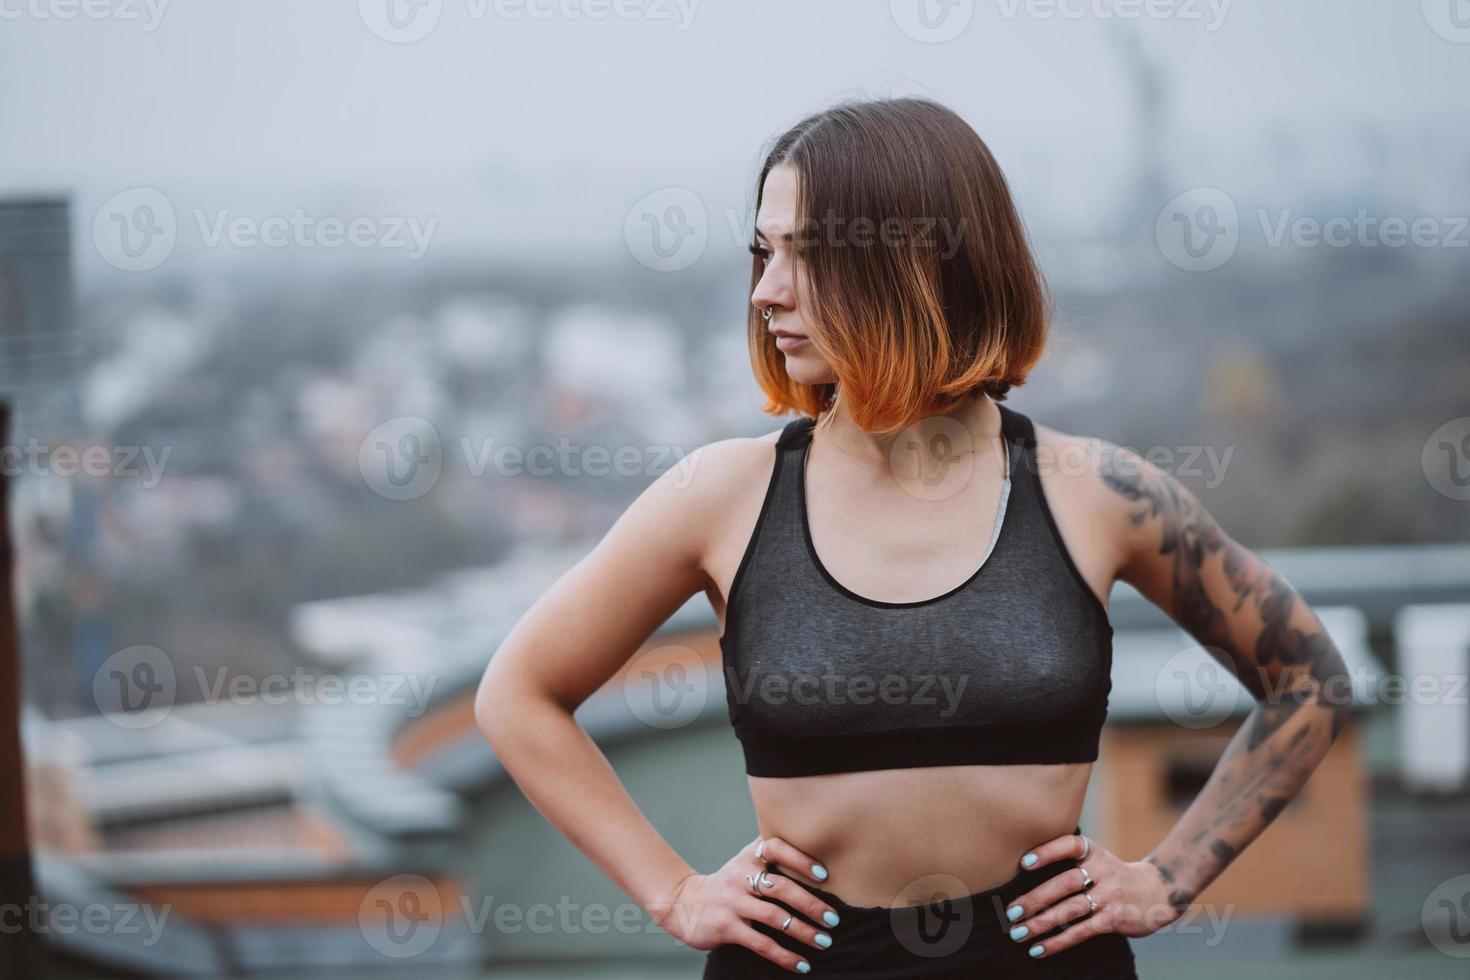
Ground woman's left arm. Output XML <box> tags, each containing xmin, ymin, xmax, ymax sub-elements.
<box><xmin>1101</xmin><ymin>437</ymin><xmax>1357</xmax><ymax>918</ymax></box>
<box><xmin>1002</xmin><ymin>434</ymin><xmax>1357</xmax><ymax>959</ymax></box>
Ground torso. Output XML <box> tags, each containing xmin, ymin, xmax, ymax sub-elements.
<box><xmin>699</xmin><ymin>408</ymin><xmax>1122</xmax><ymax>908</ymax></box>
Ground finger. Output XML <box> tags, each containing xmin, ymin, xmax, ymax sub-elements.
<box><xmin>746</xmin><ymin>869</ymin><xmax>842</xmax><ymax>932</ymax></box>
<box><xmin>728</xmin><ymin>921</ymin><xmax>814</xmax><ymax>974</ymax></box>
<box><xmin>1002</xmin><ymin>862</ymin><xmax>1090</xmax><ymax>926</ymax></box>
<box><xmin>740</xmin><ymin>895</ymin><xmax>834</xmax><ymax>952</ymax></box>
<box><xmin>1016</xmin><ymin>831</ymin><xmax>1089</xmax><ymax>872</ymax></box>
<box><xmin>1014</xmin><ymin>902</ymin><xmax>1111</xmax><ymax>959</ymax></box>
<box><xmin>1007</xmin><ymin>885</ymin><xmax>1102</xmax><ymax>944</ymax></box>
<box><xmin>754</xmin><ymin>835</ymin><xmax>829</xmax><ymax>885</ymax></box>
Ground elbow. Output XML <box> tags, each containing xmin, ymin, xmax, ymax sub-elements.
<box><xmin>474</xmin><ymin>652</ymin><xmax>555</xmax><ymax>750</ymax></box>
<box><xmin>1328</xmin><ymin>671</ymin><xmax>1358</xmax><ymax>738</ymax></box>
<box><xmin>1319</xmin><ymin>647</ymin><xmax>1357</xmax><ymax>731</ymax></box>
<box><xmin>474</xmin><ymin>657</ymin><xmax>514</xmax><ymax>747</ymax></box>
<box><xmin>473</xmin><ymin>682</ymin><xmax>495</xmax><ymax>744</ymax></box>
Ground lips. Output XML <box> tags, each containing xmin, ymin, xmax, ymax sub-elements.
<box><xmin>771</xmin><ymin>330</ymin><xmax>807</xmax><ymax>341</ymax></box>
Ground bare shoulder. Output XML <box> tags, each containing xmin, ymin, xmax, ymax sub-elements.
<box><xmin>1030</xmin><ymin>419</ymin><xmax>1128</xmax><ymax>504</ymax></box>
<box><xmin>666</xmin><ymin>423</ymin><xmax>789</xmax><ymax>608</ymax></box>
<box><xmin>474</xmin><ymin>423</ymin><xmax>791</xmax><ymax>718</ymax></box>
<box><xmin>658</xmin><ymin>424</ymin><xmax>787</xmax><ymax>547</ymax></box>
<box><xmin>1029</xmin><ymin>418</ymin><xmax>1149</xmax><ymax>592</ymax></box>
<box><xmin>669</xmin><ymin>425</ymin><xmax>785</xmax><ymax>504</ymax></box>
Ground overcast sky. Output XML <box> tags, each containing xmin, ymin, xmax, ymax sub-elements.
<box><xmin>4</xmin><ymin>0</ymin><xmax>1467</xmax><ymax>274</ymax></box>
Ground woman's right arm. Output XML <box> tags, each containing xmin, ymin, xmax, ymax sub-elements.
<box><xmin>474</xmin><ymin>433</ymin><xmax>843</xmax><ymax>972</ymax></box>
<box><xmin>472</xmin><ymin>433</ymin><xmax>760</xmax><ymax>907</ymax></box>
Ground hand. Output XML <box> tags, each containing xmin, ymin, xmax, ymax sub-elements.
<box><xmin>652</xmin><ymin>834</ymin><xmax>841</xmax><ymax>974</ymax></box>
<box><xmin>1001</xmin><ymin>830</ymin><xmax>1180</xmax><ymax>960</ymax></box>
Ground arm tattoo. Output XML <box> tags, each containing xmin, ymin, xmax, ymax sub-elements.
<box><xmin>1098</xmin><ymin>442</ymin><xmax>1353</xmax><ymax>915</ymax></box>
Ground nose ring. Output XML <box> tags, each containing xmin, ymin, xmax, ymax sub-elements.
<box><xmin>762</xmin><ymin>307</ymin><xmax>773</xmax><ymax>322</ymax></box>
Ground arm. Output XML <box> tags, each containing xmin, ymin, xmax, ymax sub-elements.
<box><xmin>472</xmin><ymin>439</ymin><xmax>730</xmax><ymax>925</ymax></box>
<box><xmin>1097</xmin><ymin>439</ymin><xmax>1355</xmax><ymax>916</ymax></box>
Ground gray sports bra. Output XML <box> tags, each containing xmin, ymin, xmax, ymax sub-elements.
<box><xmin>720</xmin><ymin>403</ymin><xmax>1113</xmax><ymax>777</ymax></box>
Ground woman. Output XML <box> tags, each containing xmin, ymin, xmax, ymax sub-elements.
<box><xmin>475</xmin><ymin>97</ymin><xmax>1352</xmax><ymax>978</ymax></box>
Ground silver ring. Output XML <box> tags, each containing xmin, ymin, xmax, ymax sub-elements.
<box><xmin>1079</xmin><ymin>865</ymin><xmax>1094</xmax><ymax>890</ymax></box>
<box><xmin>1078</xmin><ymin>835</ymin><xmax>1091</xmax><ymax>862</ymax></box>
<box><xmin>746</xmin><ymin>871</ymin><xmax>774</xmax><ymax>897</ymax></box>
<box><xmin>780</xmin><ymin>914</ymin><xmax>793</xmax><ymax>932</ymax></box>
<box><xmin>1086</xmin><ymin>892</ymin><xmax>1099</xmax><ymax>914</ymax></box>
<box><xmin>762</xmin><ymin>306</ymin><xmax>773</xmax><ymax>322</ymax></box>
<box><xmin>756</xmin><ymin>838</ymin><xmax>768</xmax><ymax>861</ymax></box>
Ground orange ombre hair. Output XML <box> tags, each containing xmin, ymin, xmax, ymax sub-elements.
<box><xmin>747</xmin><ymin>96</ymin><xmax>1053</xmax><ymax>436</ymax></box>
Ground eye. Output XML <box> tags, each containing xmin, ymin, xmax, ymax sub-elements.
<box><xmin>748</xmin><ymin>242</ymin><xmax>772</xmax><ymax>264</ymax></box>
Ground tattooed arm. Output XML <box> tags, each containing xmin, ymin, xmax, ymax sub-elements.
<box><xmin>1095</xmin><ymin>438</ymin><xmax>1355</xmax><ymax>917</ymax></box>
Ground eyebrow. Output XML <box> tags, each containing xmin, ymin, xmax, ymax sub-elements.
<box><xmin>753</xmin><ymin>224</ymin><xmax>793</xmax><ymax>243</ymax></box>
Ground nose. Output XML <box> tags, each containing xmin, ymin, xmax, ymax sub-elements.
<box><xmin>750</xmin><ymin>255</ymin><xmax>793</xmax><ymax>318</ymax></box>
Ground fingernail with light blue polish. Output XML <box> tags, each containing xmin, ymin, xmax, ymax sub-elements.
<box><xmin>823</xmin><ymin>910</ymin><xmax>840</xmax><ymax>927</ymax></box>
<box><xmin>811</xmin><ymin>864</ymin><xmax>828</xmax><ymax>881</ymax></box>
<box><xmin>815</xmin><ymin>932</ymin><xmax>832</xmax><ymax>948</ymax></box>
<box><xmin>796</xmin><ymin>960</ymin><xmax>811</xmax><ymax>973</ymax></box>
<box><xmin>1006</xmin><ymin>904</ymin><xmax>1023</xmax><ymax>921</ymax></box>
<box><xmin>1028</xmin><ymin>944</ymin><xmax>1044</xmax><ymax>958</ymax></box>
<box><xmin>1009</xmin><ymin>924</ymin><xmax>1028</xmax><ymax>941</ymax></box>
<box><xmin>1020</xmin><ymin>853</ymin><xmax>1037</xmax><ymax>868</ymax></box>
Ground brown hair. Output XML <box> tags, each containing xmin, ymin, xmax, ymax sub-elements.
<box><xmin>747</xmin><ymin>96</ymin><xmax>1053</xmax><ymax>436</ymax></box>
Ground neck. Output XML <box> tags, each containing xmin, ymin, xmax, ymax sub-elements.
<box><xmin>815</xmin><ymin>389</ymin><xmax>1001</xmax><ymax>468</ymax></box>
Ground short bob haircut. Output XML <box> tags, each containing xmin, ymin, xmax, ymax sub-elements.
<box><xmin>748</xmin><ymin>96</ymin><xmax>1052</xmax><ymax>436</ymax></box>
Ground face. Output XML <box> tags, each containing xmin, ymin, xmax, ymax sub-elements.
<box><xmin>751</xmin><ymin>164</ymin><xmax>835</xmax><ymax>385</ymax></box>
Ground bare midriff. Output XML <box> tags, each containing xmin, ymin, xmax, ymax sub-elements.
<box><xmin>747</xmin><ymin>762</ymin><xmax>1092</xmax><ymax>909</ymax></box>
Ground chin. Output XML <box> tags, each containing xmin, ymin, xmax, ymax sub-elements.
<box><xmin>785</xmin><ymin>362</ymin><xmax>834</xmax><ymax>386</ymax></box>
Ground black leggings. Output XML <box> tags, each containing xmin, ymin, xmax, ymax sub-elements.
<box><xmin>702</xmin><ymin>825</ymin><xmax>1137</xmax><ymax>979</ymax></box>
